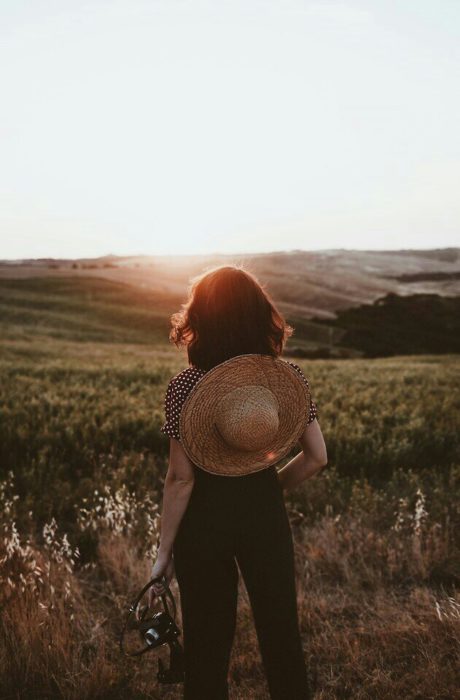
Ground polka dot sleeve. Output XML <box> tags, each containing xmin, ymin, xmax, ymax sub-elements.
<box><xmin>160</xmin><ymin>377</ymin><xmax>181</xmax><ymax>440</ymax></box>
<box><xmin>286</xmin><ymin>360</ymin><xmax>319</xmax><ymax>425</ymax></box>
<box><xmin>160</xmin><ymin>366</ymin><xmax>207</xmax><ymax>441</ymax></box>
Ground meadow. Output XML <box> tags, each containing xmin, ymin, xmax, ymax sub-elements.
<box><xmin>1</xmin><ymin>277</ymin><xmax>459</xmax><ymax>699</ymax></box>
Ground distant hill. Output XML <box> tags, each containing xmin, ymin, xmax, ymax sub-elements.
<box><xmin>1</xmin><ymin>248</ymin><xmax>459</xmax><ymax>357</ymax></box>
<box><xmin>1</xmin><ymin>248</ymin><xmax>459</xmax><ymax>319</ymax></box>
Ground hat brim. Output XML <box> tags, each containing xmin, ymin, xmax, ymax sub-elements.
<box><xmin>179</xmin><ymin>354</ymin><xmax>311</xmax><ymax>476</ymax></box>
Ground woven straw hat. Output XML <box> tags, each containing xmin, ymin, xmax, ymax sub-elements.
<box><xmin>179</xmin><ymin>353</ymin><xmax>311</xmax><ymax>476</ymax></box>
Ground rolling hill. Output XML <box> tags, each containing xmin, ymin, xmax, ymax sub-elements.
<box><xmin>1</xmin><ymin>248</ymin><xmax>459</xmax><ymax>357</ymax></box>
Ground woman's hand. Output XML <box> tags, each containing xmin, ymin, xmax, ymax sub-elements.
<box><xmin>148</xmin><ymin>551</ymin><xmax>175</xmax><ymax>607</ymax></box>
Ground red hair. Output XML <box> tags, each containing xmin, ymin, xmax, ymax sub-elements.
<box><xmin>168</xmin><ymin>264</ymin><xmax>294</xmax><ymax>371</ymax></box>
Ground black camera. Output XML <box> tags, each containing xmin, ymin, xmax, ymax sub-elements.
<box><xmin>119</xmin><ymin>575</ymin><xmax>185</xmax><ymax>684</ymax></box>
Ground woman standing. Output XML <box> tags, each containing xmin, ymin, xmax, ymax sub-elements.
<box><xmin>151</xmin><ymin>264</ymin><xmax>327</xmax><ymax>699</ymax></box>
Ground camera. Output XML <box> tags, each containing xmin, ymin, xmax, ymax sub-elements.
<box><xmin>119</xmin><ymin>575</ymin><xmax>185</xmax><ymax>684</ymax></box>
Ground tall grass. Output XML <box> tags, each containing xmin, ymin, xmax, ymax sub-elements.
<box><xmin>1</xmin><ymin>466</ymin><xmax>459</xmax><ymax>699</ymax></box>
<box><xmin>1</xmin><ymin>338</ymin><xmax>459</xmax><ymax>530</ymax></box>
<box><xmin>0</xmin><ymin>335</ymin><xmax>459</xmax><ymax>698</ymax></box>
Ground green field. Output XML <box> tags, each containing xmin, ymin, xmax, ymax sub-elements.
<box><xmin>1</xmin><ymin>277</ymin><xmax>459</xmax><ymax>699</ymax></box>
<box><xmin>1</xmin><ymin>334</ymin><xmax>459</xmax><ymax>531</ymax></box>
<box><xmin>0</xmin><ymin>276</ymin><xmax>180</xmax><ymax>344</ymax></box>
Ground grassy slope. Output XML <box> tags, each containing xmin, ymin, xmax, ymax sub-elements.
<box><xmin>1</xmin><ymin>336</ymin><xmax>459</xmax><ymax>698</ymax></box>
<box><xmin>1</xmin><ymin>267</ymin><xmax>460</xmax><ymax>698</ymax></box>
<box><xmin>0</xmin><ymin>275</ymin><xmax>352</xmax><ymax>356</ymax></box>
<box><xmin>2</xmin><ymin>270</ymin><xmax>460</xmax><ymax>359</ymax></box>
<box><xmin>0</xmin><ymin>276</ymin><xmax>180</xmax><ymax>344</ymax></box>
<box><xmin>2</xmin><ymin>248</ymin><xmax>460</xmax><ymax>320</ymax></box>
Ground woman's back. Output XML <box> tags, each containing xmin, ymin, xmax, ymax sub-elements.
<box><xmin>154</xmin><ymin>265</ymin><xmax>324</xmax><ymax>698</ymax></box>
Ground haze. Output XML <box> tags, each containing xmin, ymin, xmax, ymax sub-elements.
<box><xmin>1</xmin><ymin>0</ymin><xmax>459</xmax><ymax>259</ymax></box>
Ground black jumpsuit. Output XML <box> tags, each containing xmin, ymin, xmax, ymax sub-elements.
<box><xmin>160</xmin><ymin>362</ymin><xmax>318</xmax><ymax>699</ymax></box>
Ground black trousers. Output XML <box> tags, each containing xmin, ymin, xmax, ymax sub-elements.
<box><xmin>172</xmin><ymin>464</ymin><xmax>312</xmax><ymax>699</ymax></box>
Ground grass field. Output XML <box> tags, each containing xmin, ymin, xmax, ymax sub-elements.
<box><xmin>1</xmin><ymin>279</ymin><xmax>459</xmax><ymax>698</ymax></box>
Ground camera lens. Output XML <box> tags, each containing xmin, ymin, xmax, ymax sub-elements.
<box><xmin>145</xmin><ymin>627</ymin><xmax>161</xmax><ymax>645</ymax></box>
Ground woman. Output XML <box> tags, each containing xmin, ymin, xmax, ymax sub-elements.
<box><xmin>150</xmin><ymin>264</ymin><xmax>327</xmax><ymax>699</ymax></box>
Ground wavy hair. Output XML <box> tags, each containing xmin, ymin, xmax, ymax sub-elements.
<box><xmin>168</xmin><ymin>264</ymin><xmax>294</xmax><ymax>371</ymax></box>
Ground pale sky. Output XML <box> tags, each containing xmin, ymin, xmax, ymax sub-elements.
<box><xmin>1</xmin><ymin>0</ymin><xmax>459</xmax><ymax>259</ymax></box>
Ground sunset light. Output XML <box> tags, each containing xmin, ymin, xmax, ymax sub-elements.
<box><xmin>1</xmin><ymin>1</ymin><xmax>459</xmax><ymax>259</ymax></box>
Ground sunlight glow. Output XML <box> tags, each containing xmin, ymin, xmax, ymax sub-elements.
<box><xmin>1</xmin><ymin>0</ymin><xmax>459</xmax><ymax>258</ymax></box>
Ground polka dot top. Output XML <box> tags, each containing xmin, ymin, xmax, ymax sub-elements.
<box><xmin>160</xmin><ymin>360</ymin><xmax>319</xmax><ymax>442</ymax></box>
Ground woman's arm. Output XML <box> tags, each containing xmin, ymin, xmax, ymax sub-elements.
<box><xmin>156</xmin><ymin>438</ymin><xmax>195</xmax><ymax>558</ymax></box>
<box><xmin>276</xmin><ymin>419</ymin><xmax>327</xmax><ymax>492</ymax></box>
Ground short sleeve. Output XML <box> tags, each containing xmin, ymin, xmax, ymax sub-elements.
<box><xmin>286</xmin><ymin>361</ymin><xmax>319</xmax><ymax>426</ymax></box>
<box><xmin>160</xmin><ymin>378</ymin><xmax>181</xmax><ymax>440</ymax></box>
<box><xmin>160</xmin><ymin>367</ymin><xmax>207</xmax><ymax>441</ymax></box>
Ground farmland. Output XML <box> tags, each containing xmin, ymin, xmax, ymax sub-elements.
<box><xmin>0</xmin><ymin>272</ymin><xmax>459</xmax><ymax>699</ymax></box>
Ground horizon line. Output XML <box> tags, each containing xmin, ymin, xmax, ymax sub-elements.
<box><xmin>1</xmin><ymin>245</ymin><xmax>459</xmax><ymax>263</ymax></box>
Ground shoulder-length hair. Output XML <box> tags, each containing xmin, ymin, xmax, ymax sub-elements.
<box><xmin>168</xmin><ymin>264</ymin><xmax>294</xmax><ymax>371</ymax></box>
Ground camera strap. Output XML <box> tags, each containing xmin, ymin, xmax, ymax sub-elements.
<box><xmin>119</xmin><ymin>575</ymin><xmax>177</xmax><ymax>657</ymax></box>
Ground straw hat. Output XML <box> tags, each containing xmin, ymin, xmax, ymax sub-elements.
<box><xmin>179</xmin><ymin>353</ymin><xmax>311</xmax><ymax>476</ymax></box>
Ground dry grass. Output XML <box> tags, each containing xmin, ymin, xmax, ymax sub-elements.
<box><xmin>1</xmin><ymin>474</ymin><xmax>458</xmax><ymax>700</ymax></box>
<box><xmin>1</xmin><ymin>343</ymin><xmax>458</xmax><ymax>698</ymax></box>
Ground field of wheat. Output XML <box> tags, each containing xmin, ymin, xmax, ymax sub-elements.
<box><xmin>1</xmin><ymin>331</ymin><xmax>459</xmax><ymax>699</ymax></box>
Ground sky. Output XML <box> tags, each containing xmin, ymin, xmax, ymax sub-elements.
<box><xmin>0</xmin><ymin>0</ymin><xmax>459</xmax><ymax>259</ymax></box>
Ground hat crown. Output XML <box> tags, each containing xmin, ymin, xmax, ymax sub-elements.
<box><xmin>214</xmin><ymin>385</ymin><xmax>280</xmax><ymax>451</ymax></box>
